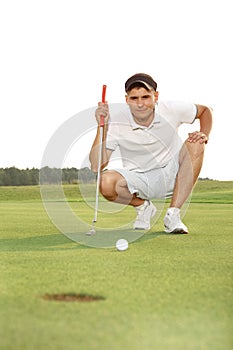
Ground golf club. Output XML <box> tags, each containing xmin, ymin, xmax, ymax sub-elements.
<box><xmin>86</xmin><ymin>84</ymin><xmax>107</xmax><ymax>235</ymax></box>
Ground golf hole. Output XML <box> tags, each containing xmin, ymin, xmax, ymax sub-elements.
<box><xmin>42</xmin><ymin>293</ymin><xmax>105</xmax><ymax>302</ymax></box>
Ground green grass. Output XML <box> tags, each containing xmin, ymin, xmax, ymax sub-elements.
<box><xmin>0</xmin><ymin>181</ymin><xmax>232</xmax><ymax>350</ymax></box>
<box><xmin>191</xmin><ymin>180</ymin><xmax>233</xmax><ymax>204</ymax></box>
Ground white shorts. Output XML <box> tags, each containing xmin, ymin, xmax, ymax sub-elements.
<box><xmin>113</xmin><ymin>156</ymin><xmax>179</xmax><ymax>200</ymax></box>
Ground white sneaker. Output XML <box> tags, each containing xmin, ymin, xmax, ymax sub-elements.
<box><xmin>133</xmin><ymin>200</ymin><xmax>157</xmax><ymax>230</ymax></box>
<box><xmin>164</xmin><ymin>207</ymin><xmax>188</xmax><ymax>234</ymax></box>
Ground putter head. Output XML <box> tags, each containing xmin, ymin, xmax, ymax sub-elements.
<box><xmin>86</xmin><ymin>228</ymin><xmax>96</xmax><ymax>236</ymax></box>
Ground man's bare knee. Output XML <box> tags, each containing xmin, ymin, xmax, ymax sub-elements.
<box><xmin>100</xmin><ymin>171</ymin><xmax>119</xmax><ymax>201</ymax></box>
<box><xmin>180</xmin><ymin>140</ymin><xmax>205</xmax><ymax>163</ymax></box>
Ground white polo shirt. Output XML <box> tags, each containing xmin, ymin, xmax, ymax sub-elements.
<box><xmin>106</xmin><ymin>101</ymin><xmax>197</xmax><ymax>172</ymax></box>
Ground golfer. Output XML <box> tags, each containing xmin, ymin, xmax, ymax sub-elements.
<box><xmin>89</xmin><ymin>73</ymin><xmax>213</xmax><ymax>233</ymax></box>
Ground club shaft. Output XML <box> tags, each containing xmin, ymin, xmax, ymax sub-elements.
<box><xmin>92</xmin><ymin>84</ymin><xmax>107</xmax><ymax>224</ymax></box>
<box><xmin>93</xmin><ymin>125</ymin><xmax>103</xmax><ymax>223</ymax></box>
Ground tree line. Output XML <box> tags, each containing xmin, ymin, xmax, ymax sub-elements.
<box><xmin>0</xmin><ymin>167</ymin><xmax>96</xmax><ymax>186</ymax></box>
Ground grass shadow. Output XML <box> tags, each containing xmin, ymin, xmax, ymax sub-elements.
<box><xmin>133</xmin><ymin>230</ymin><xmax>168</xmax><ymax>244</ymax></box>
<box><xmin>0</xmin><ymin>233</ymin><xmax>91</xmax><ymax>252</ymax></box>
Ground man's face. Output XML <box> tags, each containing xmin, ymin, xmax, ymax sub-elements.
<box><xmin>126</xmin><ymin>87</ymin><xmax>158</xmax><ymax>125</ymax></box>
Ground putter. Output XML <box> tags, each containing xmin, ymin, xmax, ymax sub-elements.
<box><xmin>86</xmin><ymin>84</ymin><xmax>107</xmax><ymax>235</ymax></box>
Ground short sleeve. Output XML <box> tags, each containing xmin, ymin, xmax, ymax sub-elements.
<box><xmin>106</xmin><ymin>122</ymin><xmax>119</xmax><ymax>151</ymax></box>
<box><xmin>170</xmin><ymin>101</ymin><xmax>197</xmax><ymax>124</ymax></box>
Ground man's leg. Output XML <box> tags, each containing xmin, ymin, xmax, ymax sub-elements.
<box><xmin>164</xmin><ymin>140</ymin><xmax>205</xmax><ymax>233</ymax></box>
<box><xmin>171</xmin><ymin>140</ymin><xmax>205</xmax><ymax>208</ymax></box>
<box><xmin>100</xmin><ymin>170</ymin><xmax>144</xmax><ymax>206</ymax></box>
<box><xmin>100</xmin><ymin>170</ymin><xmax>156</xmax><ymax>230</ymax></box>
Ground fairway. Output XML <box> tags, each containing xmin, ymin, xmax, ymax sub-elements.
<box><xmin>0</xmin><ymin>181</ymin><xmax>232</xmax><ymax>350</ymax></box>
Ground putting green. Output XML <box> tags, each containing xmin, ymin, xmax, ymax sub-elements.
<box><xmin>40</xmin><ymin>183</ymin><xmax>172</xmax><ymax>247</ymax></box>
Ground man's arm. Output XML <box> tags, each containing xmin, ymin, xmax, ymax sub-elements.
<box><xmin>187</xmin><ymin>104</ymin><xmax>213</xmax><ymax>144</ymax></box>
<box><xmin>89</xmin><ymin>102</ymin><xmax>113</xmax><ymax>173</ymax></box>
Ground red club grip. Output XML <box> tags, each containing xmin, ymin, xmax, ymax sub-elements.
<box><xmin>102</xmin><ymin>84</ymin><xmax>107</xmax><ymax>103</ymax></box>
<box><xmin>100</xmin><ymin>84</ymin><xmax>107</xmax><ymax>127</ymax></box>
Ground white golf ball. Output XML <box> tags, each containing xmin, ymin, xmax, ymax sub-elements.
<box><xmin>116</xmin><ymin>239</ymin><xmax>128</xmax><ymax>251</ymax></box>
